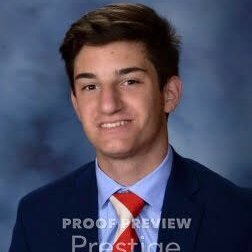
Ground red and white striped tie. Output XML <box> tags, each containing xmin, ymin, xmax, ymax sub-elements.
<box><xmin>110</xmin><ymin>191</ymin><xmax>145</xmax><ymax>252</ymax></box>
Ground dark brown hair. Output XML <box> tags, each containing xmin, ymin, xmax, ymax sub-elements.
<box><xmin>59</xmin><ymin>3</ymin><xmax>181</xmax><ymax>94</ymax></box>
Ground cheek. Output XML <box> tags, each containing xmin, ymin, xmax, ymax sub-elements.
<box><xmin>77</xmin><ymin>102</ymin><xmax>96</xmax><ymax>125</ymax></box>
<box><xmin>143</xmin><ymin>91</ymin><xmax>163</xmax><ymax>114</ymax></box>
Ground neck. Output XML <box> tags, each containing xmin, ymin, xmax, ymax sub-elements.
<box><xmin>97</xmin><ymin>134</ymin><xmax>169</xmax><ymax>186</ymax></box>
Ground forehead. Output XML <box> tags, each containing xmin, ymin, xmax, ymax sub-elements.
<box><xmin>74</xmin><ymin>41</ymin><xmax>150</xmax><ymax>72</ymax></box>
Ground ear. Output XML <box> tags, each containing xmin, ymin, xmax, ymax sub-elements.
<box><xmin>162</xmin><ymin>76</ymin><xmax>182</xmax><ymax>113</ymax></box>
<box><xmin>71</xmin><ymin>92</ymin><xmax>81</xmax><ymax>121</ymax></box>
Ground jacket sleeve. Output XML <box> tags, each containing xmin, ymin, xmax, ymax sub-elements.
<box><xmin>9</xmin><ymin>199</ymin><xmax>30</xmax><ymax>252</ymax></box>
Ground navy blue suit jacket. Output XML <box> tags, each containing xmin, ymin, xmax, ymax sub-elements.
<box><xmin>9</xmin><ymin>151</ymin><xmax>252</xmax><ymax>252</ymax></box>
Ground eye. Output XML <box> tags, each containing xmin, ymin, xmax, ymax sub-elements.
<box><xmin>124</xmin><ymin>79</ymin><xmax>140</xmax><ymax>85</ymax></box>
<box><xmin>81</xmin><ymin>84</ymin><xmax>97</xmax><ymax>91</ymax></box>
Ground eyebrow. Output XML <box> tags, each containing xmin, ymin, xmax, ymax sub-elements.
<box><xmin>117</xmin><ymin>67</ymin><xmax>147</xmax><ymax>75</ymax></box>
<box><xmin>74</xmin><ymin>67</ymin><xmax>147</xmax><ymax>81</ymax></box>
<box><xmin>75</xmin><ymin>72</ymin><xmax>96</xmax><ymax>80</ymax></box>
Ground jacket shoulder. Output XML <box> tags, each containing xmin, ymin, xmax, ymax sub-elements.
<box><xmin>19</xmin><ymin>161</ymin><xmax>95</xmax><ymax>208</ymax></box>
<box><xmin>179</xmin><ymin>155</ymin><xmax>252</xmax><ymax>214</ymax></box>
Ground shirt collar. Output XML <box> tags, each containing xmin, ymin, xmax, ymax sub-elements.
<box><xmin>95</xmin><ymin>146</ymin><xmax>173</xmax><ymax>211</ymax></box>
<box><xmin>95</xmin><ymin>161</ymin><xmax>122</xmax><ymax>208</ymax></box>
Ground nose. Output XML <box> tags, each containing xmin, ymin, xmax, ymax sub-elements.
<box><xmin>99</xmin><ymin>86</ymin><xmax>123</xmax><ymax>114</ymax></box>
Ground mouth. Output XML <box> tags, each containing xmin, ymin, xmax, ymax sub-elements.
<box><xmin>100</xmin><ymin>120</ymin><xmax>131</xmax><ymax>129</ymax></box>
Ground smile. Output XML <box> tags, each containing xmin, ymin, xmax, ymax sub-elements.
<box><xmin>100</xmin><ymin>120</ymin><xmax>130</xmax><ymax>129</ymax></box>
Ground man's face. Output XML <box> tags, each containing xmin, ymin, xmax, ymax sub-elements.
<box><xmin>72</xmin><ymin>41</ymin><xmax>177</xmax><ymax>160</ymax></box>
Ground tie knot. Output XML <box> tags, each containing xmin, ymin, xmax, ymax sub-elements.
<box><xmin>110</xmin><ymin>191</ymin><xmax>145</xmax><ymax>218</ymax></box>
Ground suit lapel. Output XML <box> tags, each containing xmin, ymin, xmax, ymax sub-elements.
<box><xmin>157</xmin><ymin>150</ymin><xmax>205</xmax><ymax>252</ymax></box>
<box><xmin>73</xmin><ymin>162</ymin><xmax>99</xmax><ymax>251</ymax></box>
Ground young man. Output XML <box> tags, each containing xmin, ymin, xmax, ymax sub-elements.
<box><xmin>9</xmin><ymin>3</ymin><xmax>251</xmax><ymax>252</ymax></box>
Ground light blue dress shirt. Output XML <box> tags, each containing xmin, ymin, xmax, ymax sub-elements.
<box><xmin>95</xmin><ymin>146</ymin><xmax>173</xmax><ymax>251</ymax></box>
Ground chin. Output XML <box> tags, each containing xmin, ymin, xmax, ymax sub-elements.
<box><xmin>98</xmin><ymin>146</ymin><xmax>135</xmax><ymax>159</ymax></box>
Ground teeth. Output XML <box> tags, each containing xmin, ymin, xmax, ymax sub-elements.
<box><xmin>101</xmin><ymin>121</ymin><xmax>128</xmax><ymax>129</ymax></box>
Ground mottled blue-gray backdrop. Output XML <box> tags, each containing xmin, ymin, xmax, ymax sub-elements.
<box><xmin>1</xmin><ymin>0</ymin><xmax>251</xmax><ymax>250</ymax></box>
